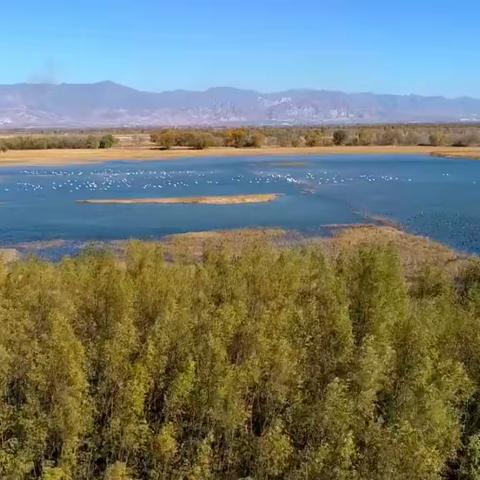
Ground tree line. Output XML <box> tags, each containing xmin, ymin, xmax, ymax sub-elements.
<box><xmin>0</xmin><ymin>134</ymin><xmax>117</xmax><ymax>152</ymax></box>
<box><xmin>1</xmin><ymin>125</ymin><xmax>479</xmax><ymax>153</ymax></box>
<box><xmin>150</xmin><ymin>129</ymin><xmax>264</xmax><ymax>150</ymax></box>
<box><xmin>2</xmin><ymin>241</ymin><xmax>480</xmax><ymax>479</ymax></box>
<box><xmin>150</xmin><ymin>125</ymin><xmax>480</xmax><ymax>150</ymax></box>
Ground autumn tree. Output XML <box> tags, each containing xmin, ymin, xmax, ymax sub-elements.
<box><xmin>333</xmin><ymin>129</ymin><xmax>348</xmax><ymax>145</ymax></box>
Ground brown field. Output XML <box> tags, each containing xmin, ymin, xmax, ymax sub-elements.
<box><xmin>77</xmin><ymin>193</ymin><xmax>280</xmax><ymax>205</ymax></box>
<box><xmin>1</xmin><ymin>145</ymin><xmax>480</xmax><ymax>166</ymax></box>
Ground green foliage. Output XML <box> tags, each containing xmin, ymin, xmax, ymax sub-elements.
<box><xmin>0</xmin><ymin>134</ymin><xmax>118</xmax><ymax>151</ymax></box>
<box><xmin>40</xmin><ymin>466</ymin><xmax>71</xmax><ymax>480</ymax></box>
<box><xmin>99</xmin><ymin>134</ymin><xmax>117</xmax><ymax>149</ymax></box>
<box><xmin>104</xmin><ymin>462</ymin><xmax>131</xmax><ymax>480</ymax></box>
<box><xmin>151</xmin><ymin>127</ymin><xmax>265</xmax><ymax>150</ymax></box>
<box><xmin>0</xmin><ymin>242</ymin><xmax>479</xmax><ymax>478</ymax></box>
<box><xmin>460</xmin><ymin>434</ymin><xmax>480</xmax><ymax>479</ymax></box>
<box><xmin>150</xmin><ymin>130</ymin><xmax>177</xmax><ymax>149</ymax></box>
<box><xmin>151</xmin><ymin>129</ymin><xmax>220</xmax><ymax>150</ymax></box>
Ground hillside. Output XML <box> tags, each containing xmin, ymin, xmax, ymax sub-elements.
<box><xmin>1</xmin><ymin>81</ymin><xmax>480</xmax><ymax>128</ymax></box>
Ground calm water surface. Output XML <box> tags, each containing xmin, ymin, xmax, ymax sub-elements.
<box><xmin>0</xmin><ymin>154</ymin><xmax>479</xmax><ymax>256</ymax></box>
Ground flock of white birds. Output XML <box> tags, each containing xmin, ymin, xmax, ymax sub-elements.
<box><xmin>1</xmin><ymin>166</ymin><xmax>429</xmax><ymax>195</ymax></box>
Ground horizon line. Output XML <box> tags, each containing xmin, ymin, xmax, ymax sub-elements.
<box><xmin>1</xmin><ymin>80</ymin><xmax>478</xmax><ymax>101</ymax></box>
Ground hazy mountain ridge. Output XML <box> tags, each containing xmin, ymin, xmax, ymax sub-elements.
<box><xmin>1</xmin><ymin>81</ymin><xmax>480</xmax><ymax>128</ymax></box>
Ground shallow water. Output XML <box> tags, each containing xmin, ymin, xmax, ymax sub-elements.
<box><xmin>0</xmin><ymin>154</ymin><xmax>479</xmax><ymax>257</ymax></box>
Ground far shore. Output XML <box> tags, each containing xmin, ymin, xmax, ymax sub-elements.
<box><xmin>78</xmin><ymin>193</ymin><xmax>280</xmax><ymax>205</ymax></box>
<box><xmin>0</xmin><ymin>145</ymin><xmax>480</xmax><ymax>166</ymax></box>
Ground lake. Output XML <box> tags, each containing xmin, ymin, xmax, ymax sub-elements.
<box><xmin>0</xmin><ymin>154</ymin><xmax>479</xmax><ymax>257</ymax></box>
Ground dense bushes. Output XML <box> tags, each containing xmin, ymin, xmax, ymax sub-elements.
<box><xmin>1</xmin><ymin>125</ymin><xmax>479</xmax><ymax>153</ymax></box>
<box><xmin>150</xmin><ymin>128</ymin><xmax>264</xmax><ymax>150</ymax></box>
<box><xmin>0</xmin><ymin>134</ymin><xmax>117</xmax><ymax>151</ymax></box>
<box><xmin>1</xmin><ymin>242</ymin><xmax>480</xmax><ymax>478</ymax></box>
<box><xmin>150</xmin><ymin>125</ymin><xmax>480</xmax><ymax>150</ymax></box>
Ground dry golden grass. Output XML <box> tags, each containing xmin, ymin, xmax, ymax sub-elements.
<box><xmin>157</xmin><ymin>225</ymin><xmax>472</xmax><ymax>278</ymax></box>
<box><xmin>162</xmin><ymin>228</ymin><xmax>291</xmax><ymax>259</ymax></box>
<box><xmin>78</xmin><ymin>193</ymin><xmax>280</xmax><ymax>205</ymax></box>
<box><xmin>0</xmin><ymin>248</ymin><xmax>19</xmax><ymax>263</ymax></box>
<box><xmin>166</xmin><ymin>224</ymin><xmax>471</xmax><ymax>271</ymax></box>
<box><xmin>1</xmin><ymin>145</ymin><xmax>479</xmax><ymax>167</ymax></box>
<box><xmin>318</xmin><ymin>225</ymin><xmax>469</xmax><ymax>275</ymax></box>
<box><xmin>1</xmin><ymin>225</ymin><xmax>474</xmax><ymax>275</ymax></box>
<box><xmin>434</xmin><ymin>149</ymin><xmax>480</xmax><ymax>160</ymax></box>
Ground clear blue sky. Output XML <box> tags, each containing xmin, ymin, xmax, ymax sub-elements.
<box><xmin>2</xmin><ymin>0</ymin><xmax>479</xmax><ymax>97</ymax></box>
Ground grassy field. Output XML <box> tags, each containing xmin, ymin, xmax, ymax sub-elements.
<box><xmin>78</xmin><ymin>193</ymin><xmax>280</xmax><ymax>205</ymax></box>
<box><xmin>0</xmin><ymin>144</ymin><xmax>480</xmax><ymax>166</ymax></box>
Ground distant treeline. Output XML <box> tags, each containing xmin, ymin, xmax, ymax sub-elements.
<box><xmin>150</xmin><ymin>129</ymin><xmax>264</xmax><ymax>150</ymax></box>
<box><xmin>2</xmin><ymin>241</ymin><xmax>480</xmax><ymax>479</ymax></box>
<box><xmin>0</xmin><ymin>134</ymin><xmax>117</xmax><ymax>152</ymax></box>
<box><xmin>151</xmin><ymin>125</ymin><xmax>480</xmax><ymax>149</ymax></box>
<box><xmin>2</xmin><ymin>125</ymin><xmax>480</xmax><ymax>152</ymax></box>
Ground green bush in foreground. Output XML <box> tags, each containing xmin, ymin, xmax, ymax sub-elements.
<box><xmin>1</xmin><ymin>242</ymin><xmax>480</xmax><ymax>479</ymax></box>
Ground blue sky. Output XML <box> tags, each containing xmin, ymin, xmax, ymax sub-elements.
<box><xmin>2</xmin><ymin>0</ymin><xmax>479</xmax><ymax>97</ymax></box>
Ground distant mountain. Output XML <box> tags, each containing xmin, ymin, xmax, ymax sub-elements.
<box><xmin>1</xmin><ymin>81</ymin><xmax>480</xmax><ymax>128</ymax></box>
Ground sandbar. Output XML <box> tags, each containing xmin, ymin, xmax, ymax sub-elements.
<box><xmin>78</xmin><ymin>193</ymin><xmax>280</xmax><ymax>205</ymax></box>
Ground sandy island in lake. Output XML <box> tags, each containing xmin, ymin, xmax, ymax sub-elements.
<box><xmin>1</xmin><ymin>145</ymin><xmax>480</xmax><ymax>167</ymax></box>
<box><xmin>78</xmin><ymin>193</ymin><xmax>280</xmax><ymax>205</ymax></box>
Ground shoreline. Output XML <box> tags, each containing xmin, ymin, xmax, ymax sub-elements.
<box><xmin>0</xmin><ymin>145</ymin><xmax>479</xmax><ymax>167</ymax></box>
<box><xmin>0</xmin><ymin>225</ymin><xmax>471</xmax><ymax>274</ymax></box>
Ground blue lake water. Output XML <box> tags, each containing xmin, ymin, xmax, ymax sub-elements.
<box><xmin>0</xmin><ymin>154</ymin><xmax>479</xmax><ymax>256</ymax></box>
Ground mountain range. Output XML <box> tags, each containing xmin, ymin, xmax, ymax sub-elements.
<box><xmin>1</xmin><ymin>81</ymin><xmax>480</xmax><ymax>128</ymax></box>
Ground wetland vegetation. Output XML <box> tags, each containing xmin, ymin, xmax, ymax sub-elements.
<box><xmin>1</xmin><ymin>236</ymin><xmax>480</xmax><ymax>479</ymax></box>
<box><xmin>0</xmin><ymin>134</ymin><xmax>117</xmax><ymax>152</ymax></box>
